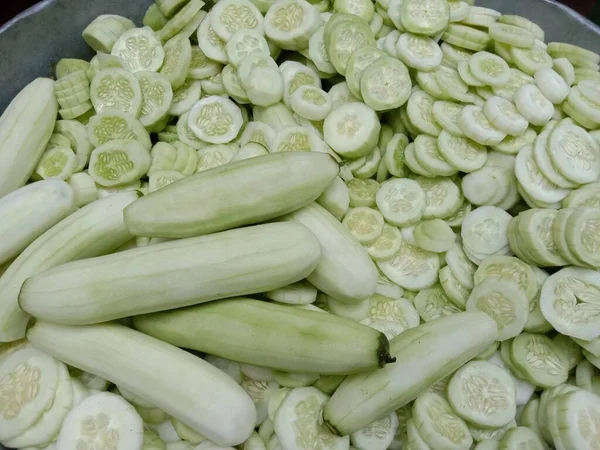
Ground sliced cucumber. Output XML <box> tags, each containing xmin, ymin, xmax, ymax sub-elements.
<box><xmin>323</xmin><ymin>102</ymin><xmax>380</xmax><ymax>158</ymax></box>
<box><xmin>416</xmin><ymin>176</ymin><xmax>463</xmax><ymax>220</ymax></box>
<box><xmin>459</xmin><ymin>105</ymin><xmax>507</xmax><ymax>146</ymax></box>
<box><xmin>87</xmin><ymin>110</ymin><xmax>151</xmax><ymax>150</ymax></box>
<box><xmin>112</xmin><ymin>26</ymin><xmax>165</xmax><ymax>72</ymax></box>
<box><xmin>376</xmin><ymin>178</ymin><xmax>426</xmax><ymax>227</ymax></box>
<box><xmin>91</xmin><ymin>68</ymin><xmax>143</xmax><ymax>116</ymax></box>
<box><xmin>414</xmin><ymin>220</ymin><xmax>456</xmax><ymax>253</ymax></box>
<box><xmin>135</xmin><ymin>71</ymin><xmax>174</xmax><ymax>129</ymax></box>
<box><xmin>511</xmin><ymin>333</ymin><xmax>568</xmax><ymax>388</ymax></box>
<box><xmin>188</xmin><ymin>96</ymin><xmax>244</xmax><ymax>144</ymax></box>
<box><xmin>264</xmin><ymin>0</ymin><xmax>320</xmax><ymax>50</ymax></box>
<box><xmin>401</xmin><ymin>0</ymin><xmax>450</xmax><ymax>36</ymax></box>
<box><xmin>414</xmin><ymin>284</ymin><xmax>462</xmax><ymax>322</ymax></box>
<box><xmin>88</xmin><ymin>139</ymin><xmax>151</xmax><ymax>187</ymax></box>
<box><xmin>348</xmin><ymin>178</ymin><xmax>379</xmax><ymax>208</ymax></box>
<box><xmin>377</xmin><ymin>239</ymin><xmax>440</xmax><ymax>291</ymax></box>
<box><xmin>35</xmin><ymin>147</ymin><xmax>77</xmax><ymax>181</ymax></box>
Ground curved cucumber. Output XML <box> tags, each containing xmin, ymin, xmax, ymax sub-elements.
<box><xmin>0</xmin><ymin>180</ymin><xmax>74</xmax><ymax>265</ymax></box>
<box><xmin>20</xmin><ymin>223</ymin><xmax>321</xmax><ymax>325</ymax></box>
<box><xmin>134</xmin><ymin>297</ymin><xmax>394</xmax><ymax>375</ymax></box>
<box><xmin>281</xmin><ymin>202</ymin><xmax>378</xmax><ymax>303</ymax></box>
<box><xmin>27</xmin><ymin>321</ymin><xmax>256</xmax><ymax>447</ymax></box>
<box><xmin>323</xmin><ymin>312</ymin><xmax>499</xmax><ymax>435</ymax></box>
<box><xmin>0</xmin><ymin>192</ymin><xmax>137</xmax><ymax>342</ymax></box>
<box><xmin>0</xmin><ymin>78</ymin><xmax>58</xmax><ymax>198</ymax></box>
<box><xmin>124</xmin><ymin>152</ymin><xmax>339</xmax><ymax>238</ymax></box>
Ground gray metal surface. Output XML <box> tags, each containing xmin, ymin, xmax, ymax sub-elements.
<box><xmin>0</xmin><ymin>0</ymin><xmax>599</xmax><ymax>448</ymax></box>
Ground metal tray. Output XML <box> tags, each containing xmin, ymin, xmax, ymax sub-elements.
<box><xmin>0</xmin><ymin>0</ymin><xmax>599</xmax><ymax>448</ymax></box>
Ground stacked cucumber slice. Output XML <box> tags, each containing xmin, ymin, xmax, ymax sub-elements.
<box><xmin>4</xmin><ymin>0</ymin><xmax>600</xmax><ymax>449</ymax></box>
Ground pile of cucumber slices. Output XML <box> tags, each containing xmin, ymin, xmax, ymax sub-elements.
<box><xmin>2</xmin><ymin>0</ymin><xmax>600</xmax><ymax>448</ymax></box>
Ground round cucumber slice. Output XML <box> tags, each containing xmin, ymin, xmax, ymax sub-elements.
<box><xmin>325</xmin><ymin>15</ymin><xmax>376</xmax><ymax>75</ymax></box>
<box><xmin>323</xmin><ymin>101</ymin><xmax>380</xmax><ymax>158</ymax></box>
<box><xmin>564</xmin><ymin>207</ymin><xmax>600</xmax><ymax>269</ymax></box>
<box><xmin>197</xmin><ymin>13</ymin><xmax>229</xmax><ymax>64</ymax></box>
<box><xmin>461</xmin><ymin>205</ymin><xmax>511</xmax><ymax>263</ymax></box>
<box><xmin>444</xmin><ymin>201</ymin><xmax>472</xmax><ymax>228</ymax></box>
<box><xmin>511</xmin><ymin>333</ymin><xmax>568</xmax><ymax>388</ymax></box>
<box><xmin>438</xmin><ymin>265</ymin><xmax>471</xmax><ymax>308</ymax></box>
<box><xmin>35</xmin><ymin>147</ymin><xmax>77</xmax><ymax>181</ymax></box>
<box><xmin>401</xmin><ymin>0</ymin><xmax>450</xmax><ymax>36</ymax></box>
<box><xmin>149</xmin><ymin>170</ymin><xmax>185</xmax><ymax>192</ymax></box>
<box><xmin>547</xmin><ymin>123</ymin><xmax>600</xmax><ymax>184</ymax></box>
<box><xmin>532</xmin><ymin>129</ymin><xmax>578</xmax><ymax>189</ymax></box>
<box><xmin>498</xmin><ymin>426</ymin><xmax>544</xmax><ymax>450</ymax></box>
<box><xmin>482</xmin><ymin>96</ymin><xmax>528</xmax><ymax>137</ymax></box>
<box><xmin>222</xmin><ymin>64</ymin><xmax>251</xmax><ymax>104</ymax></box>
<box><xmin>226</xmin><ymin>29</ymin><xmax>270</xmax><ymax>68</ymax></box>
<box><xmin>510</xmin><ymin>44</ymin><xmax>553</xmax><ymax>76</ymax></box>
<box><xmin>383</xmin><ymin>133</ymin><xmax>409</xmax><ymax>177</ymax></box>
<box><xmin>414</xmin><ymin>220</ymin><xmax>456</xmax><ymax>253</ymax></box>
<box><xmin>396</xmin><ymin>33</ymin><xmax>443</xmax><ymax>72</ymax></box>
<box><xmin>170</xmin><ymin>80</ymin><xmax>202</xmax><ymax>116</ymax></box>
<box><xmin>469</xmin><ymin>51</ymin><xmax>510</xmax><ymax>87</ymax></box>
<box><xmin>290</xmin><ymin>85</ymin><xmax>332</xmax><ymax>121</ymax></box>
<box><xmin>445</xmin><ymin>240</ymin><xmax>476</xmax><ymax>289</ymax></box>
<box><xmin>376</xmin><ymin>178</ymin><xmax>426</xmax><ymax>227</ymax></box>
<box><xmin>189</xmin><ymin>47</ymin><xmax>223</xmax><ymax>81</ymax></box>
<box><xmin>416</xmin><ymin>176</ymin><xmax>462</xmax><ymax>220</ymax></box>
<box><xmin>350</xmin><ymin>413</ymin><xmax>398</xmax><ymax>450</ymax></box>
<box><xmin>135</xmin><ymin>71</ymin><xmax>174</xmax><ymax>129</ymax></box>
<box><xmin>91</xmin><ymin>68</ymin><xmax>143</xmax><ymax>117</ymax></box>
<box><xmin>270</xmin><ymin>126</ymin><xmax>322</xmax><ymax>153</ymax></box>
<box><xmin>348</xmin><ymin>178</ymin><xmax>379</xmax><ymax>207</ymax></box>
<box><xmin>367</xmin><ymin>224</ymin><xmax>403</xmax><ymax>261</ymax></box>
<box><xmin>437</xmin><ymin>130</ymin><xmax>487</xmax><ymax>173</ymax></box>
<box><xmin>210</xmin><ymin>0</ymin><xmax>264</xmax><ymax>42</ymax></box>
<box><xmin>343</xmin><ymin>206</ymin><xmax>385</xmax><ymax>245</ymax></box>
<box><xmin>196</xmin><ymin>144</ymin><xmax>236</xmax><ymax>172</ymax></box>
<box><xmin>88</xmin><ymin>139</ymin><xmax>152</xmax><ymax>187</ymax></box>
<box><xmin>466</xmin><ymin>278</ymin><xmax>528</xmax><ymax>341</ymax></box>
<box><xmin>360</xmin><ymin>57</ymin><xmax>411</xmax><ymax>112</ymax></box>
<box><xmin>432</xmin><ymin>101</ymin><xmax>465</xmax><ymax>137</ymax></box>
<box><xmin>159</xmin><ymin>34</ymin><xmax>192</xmax><ymax>89</ymax></box>
<box><xmin>458</xmin><ymin>105</ymin><xmax>507</xmax><ymax>146</ymax></box>
<box><xmin>514</xmin><ymin>84</ymin><xmax>554</xmax><ymax>127</ymax></box>
<box><xmin>376</xmin><ymin>239</ymin><xmax>440</xmax><ymax>290</ymax></box>
<box><xmin>188</xmin><ymin>96</ymin><xmax>243</xmax><ymax>144</ymax></box>
<box><xmin>407</xmin><ymin>90</ymin><xmax>442</xmax><ymax>137</ymax></box>
<box><xmin>414</xmin><ymin>135</ymin><xmax>457</xmax><ymax>176</ymax></box>
<box><xmin>111</xmin><ymin>26</ymin><xmax>165</xmax><ymax>73</ymax></box>
<box><xmin>474</xmin><ymin>256</ymin><xmax>536</xmax><ymax>300</ymax></box>
<box><xmin>264</xmin><ymin>0</ymin><xmax>320</xmax><ymax>50</ymax></box>
<box><xmin>414</xmin><ymin>284</ymin><xmax>461</xmax><ymax>322</ymax></box>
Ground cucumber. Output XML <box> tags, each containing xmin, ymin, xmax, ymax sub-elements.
<box><xmin>134</xmin><ymin>297</ymin><xmax>394</xmax><ymax>374</ymax></box>
<box><xmin>20</xmin><ymin>223</ymin><xmax>322</xmax><ymax>325</ymax></box>
<box><xmin>124</xmin><ymin>152</ymin><xmax>338</xmax><ymax>238</ymax></box>
<box><xmin>27</xmin><ymin>321</ymin><xmax>256</xmax><ymax>447</ymax></box>
<box><xmin>0</xmin><ymin>180</ymin><xmax>74</xmax><ymax>266</ymax></box>
<box><xmin>0</xmin><ymin>78</ymin><xmax>58</xmax><ymax>198</ymax></box>
<box><xmin>282</xmin><ymin>203</ymin><xmax>378</xmax><ymax>303</ymax></box>
<box><xmin>323</xmin><ymin>311</ymin><xmax>498</xmax><ymax>435</ymax></box>
<box><xmin>0</xmin><ymin>192</ymin><xmax>138</xmax><ymax>342</ymax></box>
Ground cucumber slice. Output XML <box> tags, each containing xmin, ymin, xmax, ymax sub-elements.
<box><xmin>238</xmin><ymin>121</ymin><xmax>276</xmax><ymax>148</ymax></box>
<box><xmin>383</xmin><ymin>30</ymin><xmax>401</xmax><ymax>58</ymax></box>
<box><xmin>492</xmin><ymin>68</ymin><xmax>533</xmax><ymax>103</ymax></box>
<box><xmin>196</xmin><ymin>144</ymin><xmax>236</xmax><ymax>171</ymax></box>
<box><xmin>367</xmin><ymin>224</ymin><xmax>403</xmax><ymax>260</ymax></box>
<box><xmin>547</xmin><ymin>123</ymin><xmax>600</xmax><ymax>184</ymax></box>
<box><xmin>510</xmin><ymin>45</ymin><xmax>553</xmax><ymax>76</ymax></box>
<box><xmin>459</xmin><ymin>12</ymin><xmax>496</xmax><ymax>29</ymax></box>
<box><xmin>88</xmin><ymin>139</ymin><xmax>151</xmax><ymax>187</ymax></box>
<box><xmin>35</xmin><ymin>146</ymin><xmax>77</xmax><ymax>181</ymax></box>
<box><xmin>222</xmin><ymin>64</ymin><xmax>251</xmax><ymax>104</ymax></box>
<box><xmin>188</xmin><ymin>96</ymin><xmax>243</xmax><ymax>144</ymax></box>
<box><xmin>469</xmin><ymin>51</ymin><xmax>510</xmax><ymax>87</ymax></box>
<box><xmin>516</xmin><ymin>209</ymin><xmax>567</xmax><ymax>267</ymax></box>
<box><xmin>533</xmin><ymin>67</ymin><xmax>569</xmax><ymax>105</ymax></box>
<box><xmin>444</xmin><ymin>201</ymin><xmax>471</xmax><ymax>228</ymax></box>
<box><xmin>264</xmin><ymin>0</ymin><xmax>320</xmax><ymax>50</ymax></box>
<box><xmin>290</xmin><ymin>85</ymin><xmax>332</xmax><ymax>121</ymax></box>
<box><xmin>67</xmin><ymin>172</ymin><xmax>98</xmax><ymax>207</ymax></box>
<box><xmin>474</xmin><ymin>256</ymin><xmax>536</xmax><ymax>300</ymax></box>
<box><xmin>232</xmin><ymin>142</ymin><xmax>269</xmax><ymax>161</ymax></box>
<box><xmin>270</xmin><ymin>126</ymin><xmax>322</xmax><ymax>153</ymax></box>
<box><xmin>274</xmin><ymin>387</ymin><xmax>349</xmax><ymax>450</ymax></box>
<box><xmin>448</xmin><ymin>360</ymin><xmax>516</xmax><ymax>428</ymax></box>
<box><xmin>375</xmin><ymin>272</ymin><xmax>405</xmax><ymax>299</ymax></box>
<box><xmin>524</xmin><ymin>267</ymin><xmax>552</xmax><ymax>333</ymax></box>
<box><xmin>514</xmin><ymin>84</ymin><xmax>554</xmax><ymax>127</ymax></box>
<box><xmin>437</xmin><ymin>131</ymin><xmax>487</xmax><ymax>173</ymax></box>
<box><xmin>564</xmin><ymin>207</ymin><xmax>600</xmax><ymax>268</ymax></box>
<box><xmin>448</xmin><ymin>1</ymin><xmax>470</xmax><ymax>22</ymax></box>
<box><xmin>459</xmin><ymin>105</ymin><xmax>507</xmax><ymax>146</ymax></box>
<box><xmin>323</xmin><ymin>102</ymin><xmax>380</xmax><ymax>158</ymax></box>
<box><xmin>383</xmin><ymin>133</ymin><xmax>409</xmax><ymax>177</ymax></box>
<box><xmin>442</xmin><ymin>30</ymin><xmax>489</xmax><ymax>52</ymax></box>
<box><xmin>492</xmin><ymin>128</ymin><xmax>536</xmax><ymax>155</ymax></box>
<box><xmin>333</xmin><ymin>0</ymin><xmax>374</xmax><ymax>22</ymax></box>
<box><xmin>135</xmin><ymin>71</ymin><xmax>174</xmax><ymax>129</ymax></box>
<box><xmin>189</xmin><ymin>48</ymin><xmax>223</xmax><ymax>80</ymax></box>
<box><xmin>569</xmin><ymin>88</ymin><xmax>600</xmax><ymax>127</ymax></box>
<box><xmin>406</xmin><ymin>418</ymin><xmax>431</xmax><ymax>450</ymax></box>
<box><xmin>498</xmin><ymin>426</ymin><xmax>544</xmax><ymax>450</ymax></box>
<box><xmin>56</xmin><ymin>392</ymin><xmax>143</xmax><ymax>450</ymax></box>
<box><xmin>91</xmin><ymin>68</ymin><xmax>143</xmax><ymax>116</ymax></box>
<box><xmin>59</xmin><ymin>102</ymin><xmax>94</xmax><ymax>121</ymax></box>
<box><xmin>376</xmin><ymin>178</ymin><xmax>426</xmax><ymax>227</ymax></box>
<box><xmin>563</xmin><ymin>183</ymin><xmax>600</xmax><ymax>208</ymax></box>
<box><xmin>396</xmin><ymin>33</ymin><xmax>443</xmax><ymax>72</ymax></box>
<box><xmin>432</xmin><ymin>101</ymin><xmax>465</xmax><ymax>137</ymax></box>
<box><xmin>532</xmin><ymin>129</ymin><xmax>578</xmax><ymax>189</ymax></box>
<box><xmin>407</xmin><ymin>90</ymin><xmax>442</xmax><ymax>137</ymax></box>
<box><xmin>226</xmin><ymin>30</ymin><xmax>269</xmax><ymax>68</ymax></box>
<box><xmin>359</xmin><ymin>57</ymin><xmax>412</xmax><ymax>112</ymax></box>
<box><xmin>435</xmin><ymin>66</ymin><xmax>471</xmax><ymax>103</ymax></box>
<box><xmin>548</xmin><ymin>389</ymin><xmax>600</xmax><ymax>450</ymax></box>
<box><xmin>552</xmin><ymin>57</ymin><xmax>575</xmax><ymax>86</ymax></box>
<box><xmin>482</xmin><ymin>96</ymin><xmax>528</xmax><ymax>137</ymax></box>
<box><xmin>82</xmin><ymin>15</ymin><xmax>134</xmax><ymax>54</ymax></box>
<box><xmin>511</xmin><ymin>333</ymin><xmax>569</xmax><ymax>388</ymax></box>
<box><xmin>466</xmin><ymin>278</ymin><xmax>528</xmax><ymax>340</ymax></box>
<box><xmin>405</xmin><ymin>142</ymin><xmax>437</xmax><ymax>177</ymax></box>
<box><xmin>376</xmin><ymin>239</ymin><xmax>440</xmax><ymax>290</ymax></box>
<box><xmin>87</xmin><ymin>110</ymin><xmax>152</xmax><ymax>150</ymax></box>
<box><xmin>325</xmin><ymin>15</ymin><xmax>376</xmax><ymax>75</ymax></box>
<box><xmin>439</xmin><ymin>265</ymin><xmax>471</xmax><ymax>308</ymax></box>
<box><xmin>159</xmin><ymin>35</ymin><xmax>193</xmax><ymax>89</ymax></box>
<box><xmin>414</xmin><ymin>135</ymin><xmax>457</xmax><ymax>176</ymax></box>
<box><xmin>468</xmin><ymin>419</ymin><xmax>517</xmax><ymax>443</ymax></box>
<box><xmin>210</xmin><ymin>0</ymin><xmax>264</xmax><ymax>42</ymax></box>
<box><xmin>55</xmin><ymin>120</ymin><xmax>94</xmax><ymax>172</ymax></box>
<box><xmin>143</xmin><ymin>4</ymin><xmax>168</xmax><ymax>30</ymax></box>
<box><xmin>401</xmin><ymin>0</ymin><xmax>450</xmax><ymax>36</ymax></box>
<box><xmin>350</xmin><ymin>413</ymin><xmax>398</xmax><ymax>450</ymax></box>
<box><xmin>352</xmin><ymin>149</ymin><xmax>382</xmax><ymax>178</ymax></box>
<box><xmin>347</xmin><ymin>178</ymin><xmax>379</xmax><ymax>207</ymax></box>
<box><xmin>197</xmin><ymin>13</ymin><xmax>229</xmax><ymax>64</ymax></box>
<box><xmin>445</xmin><ymin>240</ymin><xmax>476</xmax><ymax>289</ymax></box>
<box><xmin>111</xmin><ymin>26</ymin><xmax>165</xmax><ymax>73</ymax></box>
<box><xmin>416</xmin><ymin>70</ymin><xmax>448</xmax><ymax>100</ymax></box>
<box><xmin>576</xmin><ymin>359</ymin><xmax>597</xmax><ymax>392</ymax></box>
<box><xmin>170</xmin><ymin>80</ymin><xmax>202</xmax><ymax>116</ymax></box>
<box><xmin>414</xmin><ymin>220</ymin><xmax>456</xmax><ymax>253</ymax></box>
<box><xmin>0</xmin><ymin>348</ymin><xmax>60</xmax><ymax>441</ymax></box>
<box><xmin>458</xmin><ymin>60</ymin><xmax>486</xmax><ymax>87</ymax></box>
<box><xmin>412</xmin><ymin>392</ymin><xmax>472</xmax><ymax>450</ymax></box>
<box><xmin>177</xmin><ymin>111</ymin><xmax>209</xmax><ymax>149</ymax></box>
<box><xmin>367</xmin><ymin>294</ymin><xmax>420</xmax><ymax>329</ymax></box>
<box><xmin>414</xmin><ymin>284</ymin><xmax>461</xmax><ymax>322</ymax></box>
<box><xmin>441</xmin><ymin>42</ymin><xmax>473</xmax><ymax>65</ymax></box>
<box><xmin>488</xmin><ymin>23</ymin><xmax>535</xmax><ymax>49</ymax></box>
<box><xmin>149</xmin><ymin>170</ymin><xmax>185</xmax><ymax>192</ymax></box>
<box><xmin>343</xmin><ymin>207</ymin><xmax>385</xmax><ymax>245</ymax></box>
<box><xmin>266</xmin><ymin>281</ymin><xmax>317</xmax><ymax>306</ymax></box>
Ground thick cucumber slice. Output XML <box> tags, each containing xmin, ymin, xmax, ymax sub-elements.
<box><xmin>414</xmin><ymin>177</ymin><xmax>462</xmax><ymax>221</ymax></box>
<box><xmin>188</xmin><ymin>96</ymin><xmax>243</xmax><ymax>144</ymax></box>
<box><xmin>82</xmin><ymin>15</ymin><xmax>134</xmax><ymax>53</ymax></box>
<box><xmin>222</xmin><ymin>64</ymin><xmax>251</xmax><ymax>104</ymax></box>
<box><xmin>143</xmin><ymin>3</ymin><xmax>168</xmax><ymax>30</ymax></box>
<box><xmin>88</xmin><ymin>139</ymin><xmax>151</xmax><ymax>187</ymax></box>
<box><xmin>516</xmin><ymin>209</ymin><xmax>567</xmax><ymax>267</ymax></box>
<box><xmin>0</xmin><ymin>348</ymin><xmax>59</xmax><ymax>441</ymax></box>
<box><xmin>414</xmin><ymin>135</ymin><xmax>457</xmax><ymax>176</ymax></box>
<box><xmin>563</xmin><ymin>183</ymin><xmax>600</xmax><ymax>208</ymax></box>
<box><xmin>547</xmin><ymin>123</ymin><xmax>600</xmax><ymax>184</ymax></box>
<box><xmin>280</xmin><ymin>62</ymin><xmax>321</xmax><ymax>109</ymax></box>
<box><xmin>468</xmin><ymin>420</ymin><xmax>517</xmax><ymax>443</ymax></box>
<box><xmin>401</xmin><ymin>0</ymin><xmax>449</xmax><ymax>36</ymax></box>
<box><xmin>274</xmin><ymin>387</ymin><xmax>349</xmax><ymax>450</ymax></box>
<box><xmin>383</xmin><ymin>133</ymin><xmax>409</xmax><ymax>177</ymax></box>
<box><xmin>548</xmin><ymin>388</ymin><xmax>600</xmax><ymax>449</ymax></box>
<box><xmin>564</xmin><ymin>207</ymin><xmax>600</xmax><ymax>268</ymax></box>
<box><xmin>342</xmin><ymin>207</ymin><xmax>385</xmax><ymax>245</ymax></box>
<box><xmin>350</xmin><ymin>413</ymin><xmax>398</xmax><ymax>450</ymax></box>
<box><xmin>160</xmin><ymin>35</ymin><xmax>192</xmax><ymax>89</ymax></box>
<box><xmin>413</xmin><ymin>392</ymin><xmax>472</xmax><ymax>450</ymax></box>
<box><xmin>170</xmin><ymin>80</ymin><xmax>202</xmax><ymax>116</ymax></box>
<box><xmin>56</xmin><ymin>392</ymin><xmax>143</xmax><ymax>450</ymax></box>
<box><xmin>445</xmin><ymin>240</ymin><xmax>476</xmax><ymax>289</ymax></box>
<box><xmin>439</xmin><ymin>265</ymin><xmax>471</xmax><ymax>308</ymax></box>
<box><xmin>437</xmin><ymin>131</ymin><xmax>487</xmax><ymax>173</ymax></box>
<box><xmin>333</xmin><ymin>0</ymin><xmax>375</xmax><ymax>22</ymax></box>
<box><xmin>466</xmin><ymin>278</ymin><xmax>528</xmax><ymax>340</ymax></box>
<box><xmin>540</xmin><ymin>266</ymin><xmax>600</xmax><ymax>341</ymax></box>
<box><xmin>111</xmin><ymin>26</ymin><xmax>165</xmax><ymax>72</ymax></box>
<box><xmin>553</xmin><ymin>333</ymin><xmax>583</xmax><ymax>370</ymax></box>
<box><xmin>308</xmin><ymin>26</ymin><xmax>337</xmax><ymax>76</ymax></box>
<box><xmin>376</xmin><ymin>178</ymin><xmax>426</xmax><ymax>227</ymax></box>
<box><xmin>226</xmin><ymin>30</ymin><xmax>269</xmax><ymax>68</ymax></box>
<box><xmin>323</xmin><ymin>102</ymin><xmax>380</xmax><ymax>158</ymax></box>
<box><xmin>474</xmin><ymin>256</ymin><xmax>536</xmax><ymax>300</ymax></box>
<box><xmin>432</xmin><ymin>101</ymin><xmax>465</xmax><ymax>137</ymax></box>
<box><xmin>458</xmin><ymin>60</ymin><xmax>486</xmax><ymax>87</ymax></box>
<box><xmin>352</xmin><ymin>148</ymin><xmax>381</xmax><ymax>179</ymax></box>
<box><xmin>348</xmin><ymin>178</ymin><xmax>379</xmax><ymax>207</ymax></box>
<box><xmin>189</xmin><ymin>47</ymin><xmax>223</xmax><ymax>80</ymax></box>
<box><xmin>270</xmin><ymin>126</ymin><xmax>322</xmax><ymax>153</ymax></box>
<box><xmin>325</xmin><ymin>15</ymin><xmax>376</xmax><ymax>75</ymax></box>
<box><xmin>435</xmin><ymin>66</ymin><xmax>471</xmax><ymax>103</ymax></box>
<box><xmin>158</xmin><ymin>0</ymin><xmax>206</xmax><ymax>43</ymax></box>
<box><xmin>469</xmin><ymin>51</ymin><xmax>510</xmax><ymax>87</ymax></box>
<box><xmin>510</xmin><ymin>45</ymin><xmax>553</xmax><ymax>76</ymax></box>
<box><xmin>524</xmin><ymin>267</ymin><xmax>552</xmax><ymax>333</ymax></box>
<box><xmin>177</xmin><ymin>112</ymin><xmax>208</xmax><ymax>149</ymax></box>
<box><xmin>405</xmin><ymin>142</ymin><xmax>437</xmax><ymax>176</ymax></box>
<box><xmin>511</xmin><ymin>333</ymin><xmax>569</xmax><ymax>388</ymax></box>
<box><xmin>87</xmin><ymin>110</ymin><xmax>151</xmax><ymax>150</ymax></box>
<box><xmin>197</xmin><ymin>13</ymin><xmax>229</xmax><ymax>64</ymax></box>
<box><xmin>67</xmin><ymin>172</ymin><xmax>98</xmax><ymax>207</ymax></box>
<box><xmin>414</xmin><ymin>284</ymin><xmax>461</xmax><ymax>322</ymax></box>
<box><xmin>514</xmin><ymin>84</ymin><xmax>554</xmax><ymax>127</ymax></box>
<box><xmin>290</xmin><ymin>85</ymin><xmax>332</xmax><ymax>121</ymax></box>
<box><xmin>414</xmin><ymin>220</ymin><xmax>456</xmax><ymax>253</ymax></box>
<box><xmin>552</xmin><ymin>57</ymin><xmax>575</xmax><ymax>86</ymax></box>
<box><xmin>91</xmin><ymin>68</ymin><xmax>143</xmax><ymax>116</ymax></box>
<box><xmin>135</xmin><ymin>71</ymin><xmax>174</xmax><ymax>129</ymax></box>
<box><xmin>35</xmin><ymin>146</ymin><xmax>77</xmax><ymax>181</ymax></box>
<box><xmin>459</xmin><ymin>105</ymin><xmax>506</xmax><ymax>146</ymax></box>
<box><xmin>532</xmin><ymin>130</ymin><xmax>578</xmax><ymax>189</ymax></box>
<box><xmin>534</xmin><ymin>68</ymin><xmax>569</xmax><ymax>104</ymax></box>
<box><xmin>196</xmin><ymin>144</ymin><xmax>235</xmax><ymax>171</ymax></box>
<box><xmin>407</xmin><ymin>418</ymin><xmax>431</xmax><ymax>450</ymax></box>
<box><xmin>498</xmin><ymin>426</ymin><xmax>544</xmax><ymax>450</ymax></box>
<box><xmin>482</xmin><ymin>96</ymin><xmax>528</xmax><ymax>137</ymax></box>
<box><xmin>211</xmin><ymin>0</ymin><xmax>263</xmax><ymax>42</ymax></box>
<box><xmin>264</xmin><ymin>0</ymin><xmax>320</xmax><ymax>50</ymax></box>
<box><xmin>55</xmin><ymin>120</ymin><xmax>94</xmax><ymax>172</ymax></box>
<box><xmin>488</xmin><ymin>23</ymin><xmax>535</xmax><ymax>49</ymax></box>
<box><xmin>396</xmin><ymin>33</ymin><xmax>443</xmax><ymax>71</ymax></box>
<box><xmin>360</xmin><ymin>57</ymin><xmax>412</xmax><ymax>111</ymax></box>
<box><xmin>492</xmin><ymin>68</ymin><xmax>533</xmax><ymax>103</ymax></box>
<box><xmin>407</xmin><ymin>90</ymin><xmax>441</xmax><ymax>137</ymax></box>
<box><xmin>367</xmin><ymin>224</ymin><xmax>403</xmax><ymax>260</ymax></box>
<box><xmin>447</xmin><ymin>360</ymin><xmax>516</xmax><ymax>428</ymax></box>
<box><xmin>383</xmin><ymin>30</ymin><xmax>401</xmax><ymax>57</ymax></box>
<box><xmin>59</xmin><ymin>102</ymin><xmax>94</xmax><ymax>121</ymax></box>
<box><xmin>149</xmin><ymin>170</ymin><xmax>185</xmax><ymax>192</ymax></box>
<box><xmin>377</xmin><ymin>239</ymin><xmax>440</xmax><ymax>290</ymax></box>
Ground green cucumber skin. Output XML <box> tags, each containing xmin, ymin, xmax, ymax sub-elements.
<box><xmin>0</xmin><ymin>78</ymin><xmax>58</xmax><ymax>198</ymax></box>
<box><xmin>19</xmin><ymin>223</ymin><xmax>322</xmax><ymax>326</ymax></box>
<box><xmin>323</xmin><ymin>311</ymin><xmax>499</xmax><ymax>435</ymax></box>
<box><xmin>134</xmin><ymin>297</ymin><xmax>393</xmax><ymax>375</ymax></box>
<box><xmin>124</xmin><ymin>152</ymin><xmax>339</xmax><ymax>238</ymax></box>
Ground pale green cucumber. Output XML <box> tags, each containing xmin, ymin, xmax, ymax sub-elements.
<box><xmin>0</xmin><ymin>78</ymin><xmax>58</xmax><ymax>198</ymax></box>
<box><xmin>20</xmin><ymin>223</ymin><xmax>321</xmax><ymax>325</ymax></box>
<box><xmin>124</xmin><ymin>152</ymin><xmax>339</xmax><ymax>238</ymax></box>
<box><xmin>27</xmin><ymin>321</ymin><xmax>256</xmax><ymax>447</ymax></box>
<box><xmin>323</xmin><ymin>311</ymin><xmax>498</xmax><ymax>435</ymax></box>
<box><xmin>0</xmin><ymin>180</ymin><xmax>74</xmax><ymax>266</ymax></box>
<box><xmin>281</xmin><ymin>203</ymin><xmax>378</xmax><ymax>303</ymax></box>
<box><xmin>134</xmin><ymin>297</ymin><xmax>394</xmax><ymax>374</ymax></box>
<box><xmin>0</xmin><ymin>192</ymin><xmax>137</xmax><ymax>342</ymax></box>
